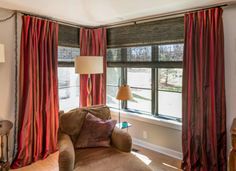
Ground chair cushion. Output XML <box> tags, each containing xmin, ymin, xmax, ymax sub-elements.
<box><xmin>74</xmin><ymin>147</ymin><xmax>152</xmax><ymax>171</ymax></box>
<box><xmin>75</xmin><ymin>113</ymin><xmax>116</xmax><ymax>148</ymax></box>
<box><xmin>82</xmin><ymin>105</ymin><xmax>112</xmax><ymax>120</ymax></box>
<box><xmin>59</xmin><ymin>105</ymin><xmax>111</xmax><ymax>143</ymax></box>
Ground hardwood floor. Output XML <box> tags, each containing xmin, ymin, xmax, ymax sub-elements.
<box><xmin>132</xmin><ymin>145</ymin><xmax>182</xmax><ymax>171</ymax></box>
<box><xmin>11</xmin><ymin>145</ymin><xmax>182</xmax><ymax>171</ymax></box>
<box><xmin>11</xmin><ymin>152</ymin><xmax>59</xmax><ymax>171</ymax></box>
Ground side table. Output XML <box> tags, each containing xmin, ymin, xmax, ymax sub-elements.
<box><xmin>0</xmin><ymin>120</ymin><xmax>13</xmax><ymax>171</ymax></box>
<box><xmin>116</xmin><ymin>121</ymin><xmax>132</xmax><ymax>132</ymax></box>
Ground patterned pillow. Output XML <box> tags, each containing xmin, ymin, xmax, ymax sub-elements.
<box><xmin>75</xmin><ymin>113</ymin><xmax>117</xmax><ymax>148</ymax></box>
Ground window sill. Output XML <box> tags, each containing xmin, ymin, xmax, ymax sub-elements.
<box><xmin>110</xmin><ymin>108</ymin><xmax>182</xmax><ymax>131</ymax></box>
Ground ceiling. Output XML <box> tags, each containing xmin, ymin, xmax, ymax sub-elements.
<box><xmin>0</xmin><ymin>0</ymin><xmax>233</xmax><ymax>26</ymax></box>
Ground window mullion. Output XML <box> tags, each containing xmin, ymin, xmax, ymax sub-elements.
<box><xmin>121</xmin><ymin>48</ymin><xmax>127</xmax><ymax>109</ymax></box>
<box><xmin>123</xmin><ymin>67</ymin><xmax>127</xmax><ymax>109</ymax></box>
<box><xmin>151</xmin><ymin>46</ymin><xmax>156</xmax><ymax>115</ymax></box>
<box><xmin>155</xmin><ymin>45</ymin><xmax>159</xmax><ymax>116</ymax></box>
<box><xmin>151</xmin><ymin>69</ymin><xmax>155</xmax><ymax>115</ymax></box>
<box><xmin>155</xmin><ymin>69</ymin><xmax>159</xmax><ymax>116</ymax></box>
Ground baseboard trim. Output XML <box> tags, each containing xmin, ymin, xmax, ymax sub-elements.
<box><xmin>132</xmin><ymin>138</ymin><xmax>183</xmax><ymax>160</ymax></box>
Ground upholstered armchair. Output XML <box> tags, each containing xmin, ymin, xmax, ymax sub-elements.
<box><xmin>58</xmin><ymin>105</ymin><xmax>151</xmax><ymax>171</ymax></box>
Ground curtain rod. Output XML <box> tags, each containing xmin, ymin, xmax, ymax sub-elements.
<box><xmin>16</xmin><ymin>10</ymin><xmax>86</xmax><ymax>28</ymax></box>
<box><xmin>105</xmin><ymin>2</ymin><xmax>231</xmax><ymax>28</ymax></box>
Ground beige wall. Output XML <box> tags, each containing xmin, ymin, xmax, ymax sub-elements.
<box><xmin>0</xmin><ymin>8</ymin><xmax>16</xmax><ymax>161</ymax></box>
<box><xmin>0</xmin><ymin>9</ymin><xmax>15</xmax><ymax>123</ymax></box>
<box><xmin>111</xmin><ymin>111</ymin><xmax>182</xmax><ymax>158</ymax></box>
<box><xmin>0</xmin><ymin>7</ymin><xmax>21</xmax><ymax>161</ymax></box>
<box><xmin>224</xmin><ymin>4</ymin><xmax>236</xmax><ymax>153</ymax></box>
<box><xmin>0</xmin><ymin>4</ymin><xmax>235</xmax><ymax>162</ymax></box>
<box><xmin>127</xmin><ymin>119</ymin><xmax>181</xmax><ymax>152</ymax></box>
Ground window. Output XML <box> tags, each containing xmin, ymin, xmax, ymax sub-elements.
<box><xmin>58</xmin><ymin>46</ymin><xmax>80</xmax><ymax>112</ymax></box>
<box><xmin>107</xmin><ymin>48</ymin><xmax>122</xmax><ymax>61</ymax></box>
<box><xmin>58</xmin><ymin>46</ymin><xmax>80</xmax><ymax>62</ymax></box>
<box><xmin>127</xmin><ymin>68</ymin><xmax>152</xmax><ymax>113</ymax></box>
<box><xmin>158</xmin><ymin>68</ymin><xmax>182</xmax><ymax>118</ymax></box>
<box><xmin>106</xmin><ymin>44</ymin><xmax>183</xmax><ymax>121</ymax></box>
<box><xmin>158</xmin><ymin>44</ymin><xmax>183</xmax><ymax>61</ymax></box>
<box><xmin>127</xmin><ymin>46</ymin><xmax>152</xmax><ymax>61</ymax></box>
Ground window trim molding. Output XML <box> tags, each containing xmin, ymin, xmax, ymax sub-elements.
<box><xmin>58</xmin><ymin>61</ymin><xmax>74</xmax><ymax>67</ymax></box>
<box><xmin>110</xmin><ymin>108</ymin><xmax>182</xmax><ymax>131</ymax></box>
<box><xmin>107</xmin><ymin>61</ymin><xmax>182</xmax><ymax>68</ymax></box>
<box><xmin>107</xmin><ymin>39</ymin><xmax>184</xmax><ymax>48</ymax></box>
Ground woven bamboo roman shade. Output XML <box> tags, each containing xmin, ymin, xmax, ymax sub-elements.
<box><xmin>59</xmin><ymin>24</ymin><xmax>80</xmax><ymax>47</ymax></box>
<box><xmin>58</xmin><ymin>17</ymin><xmax>184</xmax><ymax>48</ymax></box>
<box><xmin>107</xmin><ymin>17</ymin><xmax>184</xmax><ymax>48</ymax></box>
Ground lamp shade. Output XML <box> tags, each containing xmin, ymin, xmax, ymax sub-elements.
<box><xmin>116</xmin><ymin>85</ymin><xmax>133</xmax><ymax>101</ymax></box>
<box><xmin>0</xmin><ymin>44</ymin><xmax>5</xmax><ymax>63</ymax></box>
<box><xmin>75</xmin><ymin>56</ymin><xmax>103</xmax><ymax>74</ymax></box>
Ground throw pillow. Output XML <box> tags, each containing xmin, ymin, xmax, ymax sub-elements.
<box><xmin>75</xmin><ymin>113</ymin><xmax>117</xmax><ymax>148</ymax></box>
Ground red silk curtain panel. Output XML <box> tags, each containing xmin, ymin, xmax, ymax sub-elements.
<box><xmin>79</xmin><ymin>27</ymin><xmax>107</xmax><ymax>107</ymax></box>
<box><xmin>11</xmin><ymin>16</ymin><xmax>59</xmax><ymax>168</ymax></box>
<box><xmin>182</xmin><ymin>8</ymin><xmax>226</xmax><ymax>171</ymax></box>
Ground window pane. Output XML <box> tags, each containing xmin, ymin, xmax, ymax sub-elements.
<box><xmin>106</xmin><ymin>86</ymin><xmax>119</xmax><ymax>109</ymax></box>
<box><xmin>58</xmin><ymin>46</ymin><xmax>80</xmax><ymax>62</ymax></box>
<box><xmin>158</xmin><ymin>68</ymin><xmax>182</xmax><ymax>118</ymax></box>
<box><xmin>159</xmin><ymin>68</ymin><xmax>182</xmax><ymax>92</ymax></box>
<box><xmin>127</xmin><ymin>68</ymin><xmax>151</xmax><ymax>113</ymax></box>
<box><xmin>107</xmin><ymin>48</ymin><xmax>122</xmax><ymax>61</ymax></box>
<box><xmin>58</xmin><ymin>67</ymin><xmax>79</xmax><ymax>112</ymax></box>
<box><xmin>158</xmin><ymin>44</ymin><xmax>183</xmax><ymax>61</ymax></box>
<box><xmin>107</xmin><ymin>68</ymin><xmax>121</xmax><ymax>86</ymax></box>
<box><xmin>127</xmin><ymin>88</ymin><xmax>151</xmax><ymax>113</ymax></box>
<box><xmin>127</xmin><ymin>68</ymin><xmax>151</xmax><ymax>88</ymax></box>
<box><xmin>106</xmin><ymin>67</ymin><xmax>121</xmax><ymax>109</ymax></box>
<box><xmin>127</xmin><ymin>46</ymin><xmax>151</xmax><ymax>61</ymax></box>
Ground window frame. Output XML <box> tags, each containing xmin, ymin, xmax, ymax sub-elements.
<box><xmin>107</xmin><ymin>42</ymin><xmax>183</xmax><ymax>122</ymax></box>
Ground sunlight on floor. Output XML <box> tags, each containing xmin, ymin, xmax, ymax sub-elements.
<box><xmin>162</xmin><ymin>162</ymin><xmax>182</xmax><ymax>170</ymax></box>
<box><xmin>131</xmin><ymin>151</ymin><xmax>152</xmax><ymax>165</ymax></box>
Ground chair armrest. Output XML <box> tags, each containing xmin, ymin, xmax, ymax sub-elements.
<box><xmin>111</xmin><ymin>127</ymin><xmax>132</xmax><ymax>152</ymax></box>
<box><xmin>58</xmin><ymin>130</ymin><xmax>75</xmax><ymax>171</ymax></box>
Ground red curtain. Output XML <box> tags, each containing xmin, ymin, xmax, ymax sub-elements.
<box><xmin>11</xmin><ymin>16</ymin><xmax>59</xmax><ymax>168</ymax></box>
<box><xmin>79</xmin><ymin>27</ymin><xmax>107</xmax><ymax>107</ymax></box>
<box><xmin>182</xmin><ymin>8</ymin><xmax>226</xmax><ymax>171</ymax></box>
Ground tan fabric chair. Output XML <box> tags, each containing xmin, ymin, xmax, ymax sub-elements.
<box><xmin>58</xmin><ymin>105</ymin><xmax>152</xmax><ymax>171</ymax></box>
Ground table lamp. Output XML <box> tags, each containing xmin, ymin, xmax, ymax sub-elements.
<box><xmin>75</xmin><ymin>56</ymin><xmax>103</xmax><ymax>106</ymax></box>
<box><xmin>116</xmin><ymin>84</ymin><xmax>133</xmax><ymax>126</ymax></box>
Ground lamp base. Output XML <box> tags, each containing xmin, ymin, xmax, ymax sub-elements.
<box><xmin>87</xmin><ymin>74</ymin><xmax>92</xmax><ymax>106</ymax></box>
<box><xmin>118</xmin><ymin>100</ymin><xmax>121</xmax><ymax>128</ymax></box>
